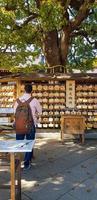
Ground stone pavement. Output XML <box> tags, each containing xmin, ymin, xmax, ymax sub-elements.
<box><xmin>1</xmin><ymin>132</ymin><xmax>97</xmax><ymax>200</ymax></box>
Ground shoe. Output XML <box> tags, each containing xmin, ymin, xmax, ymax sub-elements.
<box><xmin>23</xmin><ymin>164</ymin><xmax>31</xmax><ymax>170</ymax></box>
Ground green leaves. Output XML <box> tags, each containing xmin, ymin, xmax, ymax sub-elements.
<box><xmin>68</xmin><ymin>35</ymin><xmax>96</xmax><ymax>72</ymax></box>
<box><xmin>0</xmin><ymin>0</ymin><xmax>97</xmax><ymax>73</ymax></box>
<box><xmin>0</xmin><ymin>7</ymin><xmax>15</xmax><ymax>25</ymax></box>
<box><xmin>39</xmin><ymin>1</ymin><xmax>66</xmax><ymax>31</ymax></box>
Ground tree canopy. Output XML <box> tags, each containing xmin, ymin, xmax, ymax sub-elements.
<box><xmin>0</xmin><ymin>0</ymin><xmax>97</xmax><ymax>73</ymax></box>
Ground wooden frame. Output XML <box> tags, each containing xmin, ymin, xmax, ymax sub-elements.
<box><xmin>60</xmin><ymin>114</ymin><xmax>86</xmax><ymax>144</ymax></box>
<box><xmin>10</xmin><ymin>153</ymin><xmax>21</xmax><ymax>200</ymax></box>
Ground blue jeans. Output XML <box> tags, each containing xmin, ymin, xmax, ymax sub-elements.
<box><xmin>16</xmin><ymin>125</ymin><xmax>35</xmax><ymax>166</ymax></box>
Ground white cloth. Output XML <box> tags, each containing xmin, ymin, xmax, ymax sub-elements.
<box><xmin>14</xmin><ymin>93</ymin><xmax>42</xmax><ymax>126</ymax></box>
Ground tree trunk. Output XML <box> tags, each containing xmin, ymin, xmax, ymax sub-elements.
<box><xmin>42</xmin><ymin>30</ymin><xmax>62</xmax><ymax>73</ymax></box>
<box><xmin>42</xmin><ymin>28</ymin><xmax>71</xmax><ymax>73</ymax></box>
<box><xmin>60</xmin><ymin>27</ymin><xmax>71</xmax><ymax>72</ymax></box>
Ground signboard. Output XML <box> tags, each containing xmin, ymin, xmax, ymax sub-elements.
<box><xmin>66</xmin><ymin>80</ymin><xmax>75</xmax><ymax>108</ymax></box>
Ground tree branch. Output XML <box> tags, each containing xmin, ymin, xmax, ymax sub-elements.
<box><xmin>13</xmin><ymin>13</ymin><xmax>39</xmax><ymax>30</ymax></box>
<box><xmin>71</xmin><ymin>0</ymin><xmax>95</xmax><ymax>30</ymax></box>
<box><xmin>60</xmin><ymin>0</ymin><xmax>71</xmax><ymax>8</ymax></box>
<box><xmin>35</xmin><ymin>0</ymin><xmax>41</xmax><ymax>8</ymax></box>
<box><xmin>22</xmin><ymin>13</ymin><xmax>38</xmax><ymax>25</ymax></box>
<box><xmin>71</xmin><ymin>30</ymin><xmax>96</xmax><ymax>45</ymax></box>
<box><xmin>0</xmin><ymin>44</ymin><xmax>10</xmax><ymax>53</ymax></box>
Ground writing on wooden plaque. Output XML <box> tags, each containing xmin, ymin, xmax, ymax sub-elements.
<box><xmin>66</xmin><ymin>80</ymin><xmax>75</xmax><ymax>108</ymax></box>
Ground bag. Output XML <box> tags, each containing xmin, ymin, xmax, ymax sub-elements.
<box><xmin>15</xmin><ymin>97</ymin><xmax>34</xmax><ymax>134</ymax></box>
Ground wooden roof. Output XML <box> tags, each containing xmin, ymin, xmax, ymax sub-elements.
<box><xmin>0</xmin><ymin>72</ymin><xmax>97</xmax><ymax>83</ymax></box>
<box><xmin>0</xmin><ymin>69</ymin><xmax>12</xmax><ymax>77</ymax></box>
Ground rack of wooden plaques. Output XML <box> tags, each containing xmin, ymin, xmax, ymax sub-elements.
<box><xmin>20</xmin><ymin>80</ymin><xmax>66</xmax><ymax>128</ymax></box>
<box><xmin>0</xmin><ymin>82</ymin><xmax>16</xmax><ymax>127</ymax></box>
<box><xmin>0</xmin><ymin>74</ymin><xmax>97</xmax><ymax>130</ymax></box>
<box><xmin>75</xmin><ymin>83</ymin><xmax>97</xmax><ymax>129</ymax></box>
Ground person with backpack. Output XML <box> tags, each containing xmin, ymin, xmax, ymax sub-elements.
<box><xmin>14</xmin><ymin>83</ymin><xmax>42</xmax><ymax>170</ymax></box>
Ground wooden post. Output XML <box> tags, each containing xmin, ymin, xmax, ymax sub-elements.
<box><xmin>60</xmin><ymin>116</ymin><xmax>65</xmax><ymax>144</ymax></box>
<box><xmin>16</xmin><ymin>154</ymin><xmax>21</xmax><ymax>200</ymax></box>
<box><xmin>16</xmin><ymin>80</ymin><xmax>21</xmax><ymax>98</ymax></box>
<box><xmin>10</xmin><ymin>153</ymin><xmax>16</xmax><ymax>200</ymax></box>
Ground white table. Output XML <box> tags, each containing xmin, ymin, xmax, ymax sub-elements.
<box><xmin>0</xmin><ymin>140</ymin><xmax>35</xmax><ymax>200</ymax></box>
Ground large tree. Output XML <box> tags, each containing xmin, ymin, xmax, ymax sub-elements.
<box><xmin>0</xmin><ymin>0</ymin><xmax>97</xmax><ymax>73</ymax></box>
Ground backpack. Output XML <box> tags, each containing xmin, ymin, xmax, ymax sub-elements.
<box><xmin>15</xmin><ymin>97</ymin><xmax>34</xmax><ymax>134</ymax></box>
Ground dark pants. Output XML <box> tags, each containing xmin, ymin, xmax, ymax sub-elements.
<box><xmin>16</xmin><ymin>125</ymin><xmax>36</xmax><ymax>166</ymax></box>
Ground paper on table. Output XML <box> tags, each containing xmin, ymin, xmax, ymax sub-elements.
<box><xmin>0</xmin><ymin>140</ymin><xmax>35</xmax><ymax>153</ymax></box>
